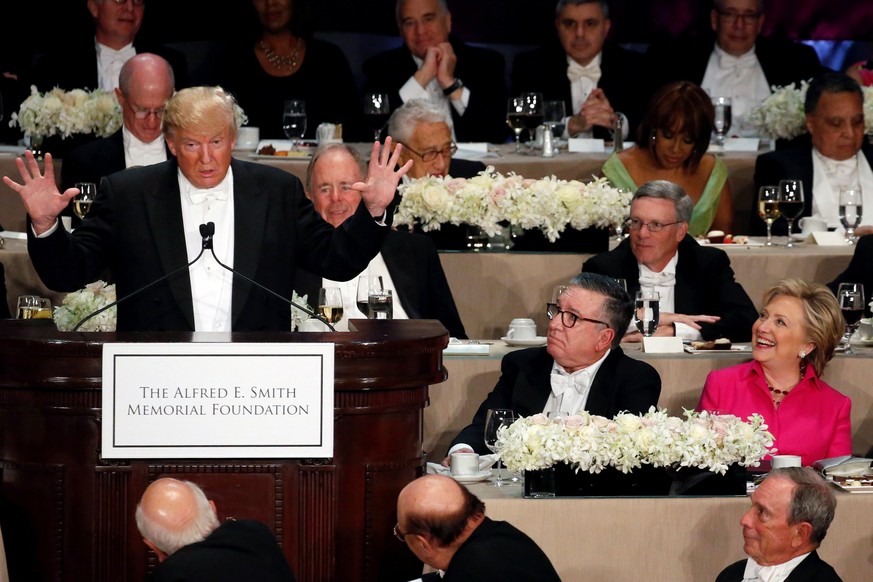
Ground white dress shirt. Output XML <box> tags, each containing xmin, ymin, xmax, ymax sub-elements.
<box><xmin>811</xmin><ymin>147</ymin><xmax>873</xmax><ymax>229</ymax></box>
<box><xmin>701</xmin><ymin>44</ymin><xmax>770</xmax><ymax>137</ymax></box>
<box><xmin>122</xmin><ymin>126</ymin><xmax>167</xmax><ymax>168</ymax></box>
<box><xmin>564</xmin><ymin>53</ymin><xmax>628</xmax><ymax>140</ymax></box>
<box><xmin>740</xmin><ymin>552</ymin><xmax>811</xmax><ymax>582</ymax></box>
<box><xmin>178</xmin><ymin>169</ymin><xmax>235</xmax><ymax>332</ymax></box>
<box><xmin>635</xmin><ymin>253</ymin><xmax>702</xmax><ymax>340</ymax></box>
<box><xmin>399</xmin><ymin>53</ymin><xmax>470</xmax><ymax>140</ymax></box>
<box><xmin>95</xmin><ymin>40</ymin><xmax>136</xmax><ymax>92</ymax></box>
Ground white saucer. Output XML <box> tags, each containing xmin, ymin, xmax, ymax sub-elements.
<box><xmin>502</xmin><ymin>336</ymin><xmax>547</xmax><ymax>347</ymax></box>
<box><xmin>789</xmin><ymin>233</ymin><xmax>811</xmax><ymax>242</ymax></box>
<box><xmin>849</xmin><ymin>336</ymin><xmax>873</xmax><ymax>347</ymax></box>
<box><xmin>451</xmin><ymin>470</ymin><xmax>492</xmax><ymax>484</ymax></box>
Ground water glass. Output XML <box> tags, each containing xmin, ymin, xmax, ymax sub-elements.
<box><xmin>634</xmin><ymin>289</ymin><xmax>660</xmax><ymax>337</ymax></box>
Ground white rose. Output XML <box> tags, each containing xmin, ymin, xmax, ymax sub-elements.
<box><xmin>614</xmin><ymin>413</ymin><xmax>642</xmax><ymax>432</ymax></box>
<box><xmin>556</xmin><ymin>184</ymin><xmax>583</xmax><ymax>210</ymax></box>
<box><xmin>421</xmin><ymin>185</ymin><xmax>451</xmax><ymax>213</ymax></box>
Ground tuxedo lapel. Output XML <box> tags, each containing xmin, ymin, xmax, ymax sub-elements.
<box><xmin>230</xmin><ymin>160</ymin><xmax>269</xmax><ymax>327</ymax></box>
<box><xmin>381</xmin><ymin>232</ymin><xmax>422</xmax><ymax>318</ymax></box>
<box><xmin>673</xmin><ymin>236</ymin><xmax>698</xmax><ymax>315</ymax></box>
<box><xmin>583</xmin><ymin>348</ymin><xmax>620</xmax><ymax>416</ymax></box>
<box><xmin>103</xmin><ymin>131</ymin><xmax>126</xmax><ymax>172</ymax></box>
<box><xmin>513</xmin><ymin>349</ymin><xmax>555</xmax><ymax>416</ymax></box>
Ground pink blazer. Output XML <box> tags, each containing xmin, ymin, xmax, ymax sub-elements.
<box><xmin>697</xmin><ymin>360</ymin><xmax>852</xmax><ymax>467</ymax></box>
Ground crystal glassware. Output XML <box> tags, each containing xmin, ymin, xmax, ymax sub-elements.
<box><xmin>712</xmin><ymin>96</ymin><xmax>732</xmax><ymax>147</ymax></box>
<box><xmin>839</xmin><ymin>188</ymin><xmax>862</xmax><ymax>244</ymax></box>
<box><xmin>484</xmin><ymin>408</ymin><xmax>517</xmax><ymax>487</ymax></box>
<box><xmin>778</xmin><ymin>179</ymin><xmax>805</xmax><ymax>248</ymax></box>
<box><xmin>634</xmin><ymin>289</ymin><xmax>660</xmax><ymax>337</ymax></box>
<box><xmin>757</xmin><ymin>185</ymin><xmax>781</xmax><ymax>246</ymax></box>
<box><xmin>363</xmin><ymin>92</ymin><xmax>390</xmax><ymax>142</ymax></box>
<box><xmin>837</xmin><ymin>283</ymin><xmax>865</xmax><ymax>356</ymax></box>
<box><xmin>282</xmin><ymin>99</ymin><xmax>307</xmax><ymax>149</ymax></box>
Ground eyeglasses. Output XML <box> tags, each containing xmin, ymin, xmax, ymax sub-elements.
<box><xmin>393</xmin><ymin>523</ymin><xmax>411</xmax><ymax>542</ymax></box>
<box><xmin>546</xmin><ymin>303</ymin><xmax>608</xmax><ymax>329</ymax></box>
<box><xmin>109</xmin><ymin>0</ymin><xmax>145</xmax><ymax>6</ymax></box>
<box><xmin>126</xmin><ymin>103</ymin><xmax>165</xmax><ymax>120</ymax></box>
<box><xmin>716</xmin><ymin>10</ymin><xmax>762</xmax><ymax>25</ymax></box>
<box><xmin>625</xmin><ymin>217</ymin><xmax>682</xmax><ymax>232</ymax></box>
<box><xmin>403</xmin><ymin>143</ymin><xmax>458</xmax><ymax>162</ymax></box>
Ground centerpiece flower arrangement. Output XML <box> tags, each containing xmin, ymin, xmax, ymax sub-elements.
<box><xmin>496</xmin><ymin>408</ymin><xmax>775</xmax><ymax>477</ymax></box>
<box><xmin>9</xmin><ymin>85</ymin><xmax>122</xmax><ymax>140</ymax></box>
<box><xmin>395</xmin><ymin>167</ymin><xmax>630</xmax><ymax>242</ymax></box>
<box><xmin>53</xmin><ymin>280</ymin><xmax>117</xmax><ymax>332</ymax></box>
<box><xmin>748</xmin><ymin>81</ymin><xmax>873</xmax><ymax>140</ymax></box>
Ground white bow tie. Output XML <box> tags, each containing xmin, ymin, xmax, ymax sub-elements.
<box><xmin>100</xmin><ymin>44</ymin><xmax>136</xmax><ymax>64</ymax></box>
<box><xmin>822</xmin><ymin>156</ymin><xmax>857</xmax><ymax>177</ymax></box>
<box><xmin>717</xmin><ymin>50</ymin><xmax>757</xmax><ymax>71</ymax></box>
<box><xmin>550</xmin><ymin>370</ymin><xmax>591</xmax><ymax>397</ymax></box>
<box><xmin>189</xmin><ymin>187</ymin><xmax>228</xmax><ymax>205</ymax></box>
<box><xmin>567</xmin><ymin>59</ymin><xmax>602</xmax><ymax>83</ymax></box>
<box><xmin>639</xmin><ymin>270</ymin><xmax>676</xmax><ymax>288</ymax></box>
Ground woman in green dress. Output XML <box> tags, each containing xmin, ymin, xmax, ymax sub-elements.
<box><xmin>602</xmin><ymin>81</ymin><xmax>732</xmax><ymax>236</ymax></box>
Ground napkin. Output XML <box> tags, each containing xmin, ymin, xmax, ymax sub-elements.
<box><xmin>426</xmin><ymin>454</ymin><xmax>497</xmax><ymax>476</ymax></box>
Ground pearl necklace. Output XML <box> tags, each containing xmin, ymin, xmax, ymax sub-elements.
<box><xmin>259</xmin><ymin>38</ymin><xmax>302</xmax><ymax>73</ymax></box>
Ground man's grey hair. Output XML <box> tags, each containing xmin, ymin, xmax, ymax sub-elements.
<box><xmin>768</xmin><ymin>467</ymin><xmax>836</xmax><ymax>546</ymax></box>
<box><xmin>632</xmin><ymin>180</ymin><xmax>694</xmax><ymax>224</ymax></box>
<box><xmin>135</xmin><ymin>480</ymin><xmax>221</xmax><ymax>556</ymax></box>
<box><xmin>568</xmin><ymin>272</ymin><xmax>632</xmax><ymax>348</ymax></box>
<box><xmin>555</xmin><ymin>0</ymin><xmax>610</xmax><ymax>19</ymax></box>
<box><xmin>804</xmin><ymin>72</ymin><xmax>863</xmax><ymax>115</ymax></box>
<box><xmin>387</xmin><ymin>98</ymin><xmax>450</xmax><ymax>146</ymax></box>
<box><xmin>305</xmin><ymin>143</ymin><xmax>366</xmax><ymax>193</ymax></box>
<box><xmin>713</xmin><ymin>0</ymin><xmax>765</xmax><ymax>12</ymax></box>
<box><xmin>396</xmin><ymin>0</ymin><xmax>449</xmax><ymax>29</ymax></box>
<box><xmin>118</xmin><ymin>53</ymin><xmax>175</xmax><ymax>99</ymax></box>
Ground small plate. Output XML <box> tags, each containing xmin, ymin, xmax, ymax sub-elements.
<box><xmin>502</xmin><ymin>336</ymin><xmax>547</xmax><ymax>347</ymax></box>
<box><xmin>683</xmin><ymin>345</ymin><xmax>752</xmax><ymax>354</ymax></box>
<box><xmin>451</xmin><ymin>470</ymin><xmax>492</xmax><ymax>484</ymax></box>
<box><xmin>789</xmin><ymin>233</ymin><xmax>811</xmax><ymax>242</ymax></box>
<box><xmin>849</xmin><ymin>337</ymin><xmax>873</xmax><ymax>347</ymax></box>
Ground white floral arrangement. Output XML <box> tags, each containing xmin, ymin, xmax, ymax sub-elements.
<box><xmin>53</xmin><ymin>280</ymin><xmax>117</xmax><ymax>332</ymax></box>
<box><xmin>290</xmin><ymin>290</ymin><xmax>311</xmax><ymax>331</ymax></box>
<box><xmin>748</xmin><ymin>81</ymin><xmax>873</xmax><ymax>139</ymax></box>
<box><xmin>9</xmin><ymin>85</ymin><xmax>122</xmax><ymax>139</ymax></box>
<box><xmin>395</xmin><ymin>167</ymin><xmax>631</xmax><ymax>242</ymax></box>
<box><xmin>496</xmin><ymin>407</ymin><xmax>775</xmax><ymax>476</ymax></box>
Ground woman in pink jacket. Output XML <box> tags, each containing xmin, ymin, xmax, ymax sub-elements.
<box><xmin>697</xmin><ymin>279</ymin><xmax>852</xmax><ymax>467</ymax></box>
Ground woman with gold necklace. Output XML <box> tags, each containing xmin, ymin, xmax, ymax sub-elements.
<box><xmin>222</xmin><ymin>0</ymin><xmax>366</xmax><ymax>140</ymax></box>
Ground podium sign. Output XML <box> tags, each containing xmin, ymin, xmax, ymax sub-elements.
<box><xmin>101</xmin><ymin>342</ymin><xmax>334</xmax><ymax>458</ymax></box>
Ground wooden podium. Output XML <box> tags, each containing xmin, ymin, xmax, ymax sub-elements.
<box><xmin>0</xmin><ymin>319</ymin><xmax>448</xmax><ymax>582</ymax></box>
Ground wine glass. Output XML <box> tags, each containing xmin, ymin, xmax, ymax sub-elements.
<box><xmin>778</xmin><ymin>179</ymin><xmax>805</xmax><ymax>248</ymax></box>
<box><xmin>712</xmin><ymin>96</ymin><xmax>732</xmax><ymax>147</ymax></box>
<box><xmin>356</xmin><ymin>275</ymin><xmax>382</xmax><ymax>318</ymax></box>
<box><xmin>73</xmin><ymin>182</ymin><xmax>97</xmax><ymax>220</ymax></box>
<box><xmin>634</xmin><ymin>289</ymin><xmax>660</xmax><ymax>337</ymax></box>
<box><xmin>484</xmin><ymin>408</ymin><xmax>517</xmax><ymax>487</ymax></box>
<box><xmin>317</xmin><ymin>287</ymin><xmax>343</xmax><ymax>326</ymax></box>
<box><xmin>839</xmin><ymin>188</ymin><xmax>862</xmax><ymax>244</ymax></box>
<box><xmin>363</xmin><ymin>92</ymin><xmax>390</xmax><ymax>142</ymax></box>
<box><xmin>757</xmin><ymin>185</ymin><xmax>781</xmax><ymax>246</ymax></box>
<box><xmin>282</xmin><ymin>99</ymin><xmax>307</xmax><ymax>149</ymax></box>
<box><xmin>837</xmin><ymin>283</ymin><xmax>865</xmax><ymax>356</ymax></box>
<box><xmin>543</xmin><ymin>100</ymin><xmax>566</xmax><ymax>140</ymax></box>
<box><xmin>521</xmin><ymin>92</ymin><xmax>544</xmax><ymax>151</ymax></box>
<box><xmin>506</xmin><ymin>97</ymin><xmax>526</xmax><ymax>153</ymax></box>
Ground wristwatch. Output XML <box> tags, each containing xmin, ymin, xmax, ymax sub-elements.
<box><xmin>442</xmin><ymin>78</ymin><xmax>464</xmax><ymax>96</ymax></box>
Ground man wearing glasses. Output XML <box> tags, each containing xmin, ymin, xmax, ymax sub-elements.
<box><xmin>583</xmin><ymin>180</ymin><xmax>757</xmax><ymax>342</ymax></box>
<box><xmin>444</xmin><ymin>271</ymin><xmax>660</xmax><ymax>461</ymax></box>
<box><xmin>645</xmin><ymin>0</ymin><xmax>824</xmax><ymax>136</ymax></box>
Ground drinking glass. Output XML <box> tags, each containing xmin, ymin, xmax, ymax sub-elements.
<box><xmin>520</xmin><ymin>92</ymin><xmax>544</xmax><ymax>150</ymax></box>
<box><xmin>543</xmin><ymin>100</ymin><xmax>566</xmax><ymax>140</ymax></box>
<box><xmin>837</xmin><ymin>283</ymin><xmax>864</xmax><ymax>355</ymax></box>
<box><xmin>839</xmin><ymin>188</ymin><xmax>862</xmax><ymax>244</ymax></box>
<box><xmin>368</xmin><ymin>289</ymin><xmax>393</xmax><ymax>320</ymax></box>
<box><xmin>282</xmin><ymin>99</ymin><xmax>307</xmax><ymax>148</ymax></box>
<box><xmin>712</xmin><ymin>96</ymin><xmax>732</xmax><ymax>147</ymax></box>
<box><xmin>757</xmin><ymin>185</ymin><xmax>781</xmax><ymax>246</ymax></box>
<box><xmin>634</xmin><ymin>289</ymin><xmax>660</xmax><ymax>336</ymax></box>
<box><xmin>73</xmin><ymin>182</ymin><xmax>97</xmax><ymax>220</ymax></box>
<box><xmin>356</xmin><ymin>275</ymin><xmax>382</xmax><ymax>317</ymax></box>
<box><xmin>484</xmin><ymin>408</ymin><xmax>517</xmax><ymax>487</ymax></box>
<box><xmin>363</xmin><ymin>92</ymin><xmax>390</xmax><ymax>142</ymax></box>
<box><xmin>778</xmin><ymin>179</ymin><xmax>805</xmax><ymax>248</ymax></box>
<box><xmin>17</xmin><ymin>296</ymin><xmax>52</xmax><ymax>320</ymax></box>
<box><xmin>317</xmin><ymin>287</ymin><xmax>343</xmax><ymax>325</ymax></box>
<box><xmin>506</xmin><ymin>97</ymin><xmax>526</xmax><ymax>153</ymax></box>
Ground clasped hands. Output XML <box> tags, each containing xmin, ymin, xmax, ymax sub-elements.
<box><xmin>622</xmin><ymin>312</ymin><xmax>721</xmax><ymax>342</ymax></box>
<box><xmin>413</xmin><ymin>43</ymin><xmax>459</xmax><ymax>95</ymax></box>
<box><xmin>567</xmin><ymin>88</ymin><xmax>617</xmax><ymax>136</ymax></box>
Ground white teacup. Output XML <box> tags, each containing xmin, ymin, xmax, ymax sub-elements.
<box><xmin>798</xmin><ymin>216</ymin><xmax>827</xmax><ymax>234</ymax></box>
<box><xmin>858</xmin><ymin>318</ymin><xmax>873</xmax><ymax>340</ymax></box>
<box><xmin>450</xmin><ymin>452</ymin><xmax>480</xmax><ymax>476</ymax></box>
<box><xmin>236</xmin><ymin>126</ymin><xmax>260</xmax><ymax>151</ymax></box>
<box><xmin>507</xmin><ymin>318</ymin><xmax>536</xmax><ymax>340</ymax></box>
<box><xmin>771</xmin><ymin>454</ymin><xmax>802</xmax><ymax>469</ymax></box>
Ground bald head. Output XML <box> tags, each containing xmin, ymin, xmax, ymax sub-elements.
<box><xmin>136</xmin><ymin>478</ymin><xmax>220</xmax><ymax>559</ymax></box>
<box><xmin>116</xmin><ymin>53</ymin><xmax>175</xmax><ymax>144</ymax></box>
<box><xmin>398</xmin><ymin>475</ymin><xmax>468</xmax><ymax>523</ymax></box>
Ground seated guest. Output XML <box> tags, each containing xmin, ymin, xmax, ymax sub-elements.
<box><xmin>583</xmin><ymin>180</ymin><xmax>757</xmax><ymax>342</ymax></box>
<box><xmin>827</xmin><ymin>234</ymin><xmax>873</xmax><ymax>315</ymax></box>
<box><xmin>446</xmin><ymin>273</ymin><xmax>660</xmax><ymax>459</ymax></box>
<box><xmin>698</xmin><ymin>279</ymin><xmax>851</xmax><ymax>467</ymax></box>
<box><xmin>0</xmin><ymin>263</ymin><xmax>10</xmax><ymax>319</ymax></box>
<box><xmin>61</xmin><ymin>53</ymin><xmax>176</xmax><ymax>193</ymax></box>
<box><xmin>136</xmin><ymin>478</ymin><xmax>296</xmax><ymax>581</ymax></box>
<box><xmin>363</xmin><ymin>0</ymin><xmax>508</xmax><ymax>144</ymax></box>
<box><xmin>646</xmin><ymin>0</ymin><xmax>824</xmax><ymax>137</ymax></box>
<box><xmin>220</xmin><ymin>0</ymin><xmax>367</xmax><ymax>141</ymax></box>
<box><xmin>754</xmin><ymin>72</ymin><xmax>873</xmax><ymax>236</ymax></box>
<box><xmin>396</xmin><ymin>475</ymin><xmax>561</xmax><ymax>581</ymax></box>
<box><xmin>716</xmin><ymin>468</ymin><xmax>841</xmax><ymax>582</ymax></box>
<box><xmin>602</xmin><ymin>81</ymin><xmax>733</xmax><ymax>236</ymax></box>
<box><xmin>512</xmin><ymin>0</ymin><xmax>644</xmax><ymax>140</ymax></box>
<box><xmin>296</xmin><ymin>143</ymin><xmax>467</xmax><ymax>338</ymax></box>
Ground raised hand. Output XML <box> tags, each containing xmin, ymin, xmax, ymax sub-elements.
<box><xmin>353</xmin><ymin>136</ymin><xmax>413</xmax><ymax>216</ymax></box>
<box><xmin>2</xmin><ymin>150</ymin><xmax>77</xmax><ymax>235</ymax></box>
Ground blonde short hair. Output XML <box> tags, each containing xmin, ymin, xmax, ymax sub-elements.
<box><xmin>162</xmin><ymin>86</ymin><xmax>244</xmax><ymax>139</ymax></box>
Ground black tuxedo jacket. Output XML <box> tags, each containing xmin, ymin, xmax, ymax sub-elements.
<box><xmin>753</xmin><ymin>143</ymin><xmax>873</xmax><ymax>235</ymax></box>
<box><xmin>362</xmin><ymin>37</ymin><xmax>508</xmax><ymax>143</ymax></box>
<box><xmin>152</xmin><ymin>519</ymin><xmax>296</xmax><ymax>582</ymax></box>
<box><xmin>450</xmin><ymin>346</ymin><xmax>661</xmax><ymax>454</ymax></box>
<box><xmin>511</xmin><ymin>41</ymin><xmax>645</xmax><ymax>139</ymax></box>
<box><xmin>828</xmin><ymin>232</ymin><xmax>873</xmax><ymax>316</ymax></box>
<box><xmin>582</xmin><ymin>235</ymin><xmax>758</xmax><ymax>342</ymax></box>
<box><xmin>0</xmin><ymin>263</ymin><xmax>10</xmax><ymax>319</ymax></box>
<box><xmin>28</xmin><ymin>158</ymin><xmax>386</xmax><ymax>332</ymax></box>
<box><xmin>294</xmin><ymin>229</ymin><xmax>467</xmax><ymax>338</ymax></box>
<box><xmin>716</xmin><ymin>551</ymin><xmax>842</xmax><ymax>582</ymax></box>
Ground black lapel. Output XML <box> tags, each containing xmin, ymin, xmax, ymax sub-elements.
<box><xmin>583</xmin><ymin>348</ymin><xmax>620</xmax><ymax>416</ymax></box>
<box><xmin>513</xmin><ymin>349</ymin><xmax>556</xmax><ymax>416</ymax></box>
<box><xmin>381</xmin><ymin>232</ymin><xmax>421</xmax><ymax>318</ymax></box>
<box><xmin>230</xmin><ymin>160</ymin><xmax>268</xmax><ymax>327</ymax></box>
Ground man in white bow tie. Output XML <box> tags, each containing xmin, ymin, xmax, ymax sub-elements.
<box><xmin>754</xmin><ymin>73</ymin><xmax>873</xmax><ymax>236</ymax></box>
<box><xmin>443</xmin><ymin>272</ymin><xmax>660</xmax><ymax>462</ymax></box>
<box><xmin>511</xmin><ymin>0</ymin><xmax>644</xmax><ymax>141</ymax></box>
<box><xmin>583</xmin><ymin>180</ymin><xmax>758</xmax><ymax>342</ymax></box>
<box><xmin>5</xmin><ymin>86</ymin><xmax>411</xmax><ymax>332</ymax></box>
<box><xmin>715</xmin><ymin>467</ymin><xmax>842</xmax><ymax>582</ymax></box>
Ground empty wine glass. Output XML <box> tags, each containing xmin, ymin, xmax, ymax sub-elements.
<box><xmin>757</xmin><ymin>185</ymin><xmax>781</xmax><ymax>246</ymax></box>
<box><xmin>73</xmin><ymin>182</ymin><xmax>97</xmax><ymax>220</ymax></box>
<box><xmin>543</xmin><ymin>100</ymin><xmax>566</xmax><ymax>140</ymax></box>
<box><xmin>712</xmin><ymin>96</ymin><xmax>732</xmax><ymax>147</ymax></box>
<box><xmin>837</xmin><ymin>283</ymin><xmax>865</xmax><ymax>355</ymax></box>
<box><xmin>778</xmin><ymin>179</ymin><xmax>805</xmax><ymax>248</ymax></box>
<box><xmin>484</xmin><ymin>408</ymin><xmax>517</xmax><ymax>487</ymax></box>
<box><xmin>317</xmin><ymin>287</ymin><xmax>343</xmax><ymax>326</ymax></box>
<box><xmin>363</xmin><ymin>92</ymin><xmax>390</xmax><ymax>142</ymax></box>
<box><xmin>282</xmin><ymin>99</ymin><xmax>307</xmax><ymax>149</ymax></box>
<box><xmin>839</xmin><ymin>188</ymin><xmax>862</xmax><ymax>244</ymax></box>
